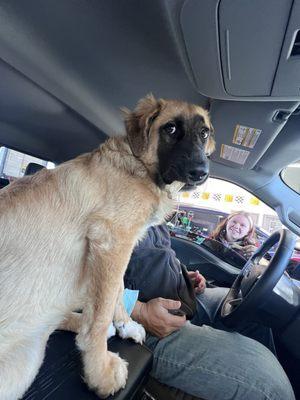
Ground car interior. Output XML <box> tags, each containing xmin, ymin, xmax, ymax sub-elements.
<box><xmin>0</xmin><ymin>1</ymin><xmax>299</xmax><ymax>399</ymax></box>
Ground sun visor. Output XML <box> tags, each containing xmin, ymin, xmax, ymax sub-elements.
<box><xmin>180</xmin><ymin>0</ymin><xmax>300</xmax><ymax>100</ymax></box>
<box><xmin>209</xmin><ymin>101</ymin><xmax>299</xmax><ymax>170</ymax></box>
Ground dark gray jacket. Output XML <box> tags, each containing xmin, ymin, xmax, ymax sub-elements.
<box><xmin>124</xmin><ymin>224</ymin><xmax>197</xmax><ymax>319</ymax></box>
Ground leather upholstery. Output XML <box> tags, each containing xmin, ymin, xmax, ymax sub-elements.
<box><xmin>0</xmin><ymin>177</ymin><xmax>9</xmax><ymax>188</ymax></box>
<box><xmin>24</xmin><ymin>162</ymin><xmax>45</xmax><ymax>175</ymax></box>
<box><xmin>22</xmin><ymin>331</ymin><xmax>153</xmax><ymax>400</ymax></box>
<box><xmin>145</xmin><ymin>377</ymin><xmax>205</xmax><ymax>400</ymax></box>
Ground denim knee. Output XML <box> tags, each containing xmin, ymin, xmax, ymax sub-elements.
<box><xmin>146</xmin><ymin>323</ymin><xmax>295</xmax><ymax>400</ymax></box>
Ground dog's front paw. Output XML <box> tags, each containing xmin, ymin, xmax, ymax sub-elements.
<box><xmin>115</xmin><ymin>320</ymin><xmax>146</xmax><ymax>344</ymax></box>
<box><xmin>86</xmin><ymin>351</ymin><xmax>128</xmax><ymax>398</ymax></box>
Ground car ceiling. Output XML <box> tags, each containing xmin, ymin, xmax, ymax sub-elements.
<box><xmin>0</xmin><ymin>0</ymin><xmax>299</xmax><ymax>234</ymax></box>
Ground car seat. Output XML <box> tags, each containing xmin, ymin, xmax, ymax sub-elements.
<box><xmin>24</xmin><ymin>162</ymin><xmax>45</xmax><ymax>175</ymax></box>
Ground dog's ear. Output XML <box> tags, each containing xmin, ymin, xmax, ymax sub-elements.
<box><xmin>122</xmin><ymin>94</ymin><xmax>162</xmax><ymax>157</ymax></box>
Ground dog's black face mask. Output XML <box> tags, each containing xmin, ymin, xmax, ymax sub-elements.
<box><xmin>157</xmin><ymin>115</ymin><xmax>213</xmax><ymax>190</ymax></box>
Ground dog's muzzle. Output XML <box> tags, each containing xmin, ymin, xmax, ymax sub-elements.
<box><xmin>162</xmin><ymin>159</ymin><xmax>209</xmax><ymax>189</ymax></box>
<box><xmin>186</xmin><ymin>161</ymin><xmax>209</xmax><ymax>186</ymax></box>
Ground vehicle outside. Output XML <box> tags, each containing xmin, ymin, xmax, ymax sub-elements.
<box><xmin>0</xmin><ymin>146</ymin><xmax>54</xmax><ymax>182</ymax></box>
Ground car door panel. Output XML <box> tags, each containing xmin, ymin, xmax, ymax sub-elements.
<box><xmin>171</xmin><ymin>237</ymin><xmax>240</xmax><ymax>287</ymax></box>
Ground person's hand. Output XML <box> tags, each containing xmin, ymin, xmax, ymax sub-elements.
<box><xmin>231</xmin><ymin>243</ymin><xmax>257</xmax><ymax>258</ymax></box>
<box><xmin>241</xmin><ymin>244</ymin><xmax>257</xmax><ymax>258</ymax></box>
<box><xmin>188</xmin><ymin>270</ymin><xmax>206</xmax><ymax>293</ymax></box>
<box><xmin>131</xmin><ymin>298</ymin><xmax>186</xmax><ymax>338</ymax></box>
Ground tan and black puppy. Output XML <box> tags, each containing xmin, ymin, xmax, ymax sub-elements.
<box><xmin>0</xmin><ymin>95</ymin><xmax>215</xmax><ymax>399</ymax></box>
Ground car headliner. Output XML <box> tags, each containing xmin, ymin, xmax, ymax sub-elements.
<box><xmin>0</xmin><ymin>0</ymin><xmax>299</xmax><ymax>235</ymax></box>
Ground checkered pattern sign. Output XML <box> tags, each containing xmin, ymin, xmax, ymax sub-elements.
<box><xmin>234</xmin><ymin>195</ymin><xmax>244</xmax><ymax>204</ymax></box>
<box><xmin>192</xmin><ymin>191</ymin><xmax>201</xmax><ymax>199</ymax></box>
<box><xmin>212</xmin><ymin>193</ymin><xmax>222</xmax><ymax>202</ymax></box>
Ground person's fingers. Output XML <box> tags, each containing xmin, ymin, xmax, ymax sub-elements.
<box><xmin>188</xmin><ymin>271</ymin><xmax>197</xmax><ymax>279</ymax></box>
<box><xmin>159</xmin><ymin>298</ymin><xmax>181</xmax><ymax>310</ymax></box>
<box><xmin>232</xmin><ymin>243</ymin><xmax>243</xmax><ymax>250</ymax></box>
<box><xmin>244</xmin><ymin>245</ymin><xmax>256</xmax><ymax>252</ymax></box>
<box><xmin>195</xmin><ymin>278</ymin><xmax>206</xmax><ymax>293</ymax></box>
<box><xmin>195</xmin><ymin>285</ymin><xmax>205</xmax><ymax>294</ymax></box>
<box><xmin>160</xmin><ymin>324</ymin><xmax>182</xmax><ymax>338</ymax></box>
<box><xmin>194</xmin><ymin>272</ymin><xmax>202</xmax><ymax>285</ymax></box>
<box><xmin>244</xmin><ymin>246</ymin><xmax>255</xmax><ymax>255</ymax></box>
<box><xmin>166</xmin><ymin>313</ymin><xmax>186</xmax><ymax>328</ymax></box>
<box><xmin>195</xmin><ymin>275</ymin><xmax>206</xmax><ymax>287</ymax></box>
<box><xmin>189</xmin><ymin>270</ymin><xmax>200</xmax><ymax>275</ymax></box>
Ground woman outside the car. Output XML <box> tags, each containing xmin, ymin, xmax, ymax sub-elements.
<box><xmin>211</xmin><ymin>211</ymin><xmax>258</xmax><ymax>259</ymax></box>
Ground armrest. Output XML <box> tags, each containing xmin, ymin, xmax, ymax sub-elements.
<box><xmin>22</xmin><ymin>330</ymin><xmax>153</xmax><ymax>400</ymax></box>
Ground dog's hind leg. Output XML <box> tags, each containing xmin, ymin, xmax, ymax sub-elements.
<box><xmin>59</xmin><ymin>312</ymin><xmax>117</xmax><ymax>339</ymax></box>
<box><xmin>0</xmin><ymin>333</ymin><xmax>48</xmax><ymax>400</ymax></box>
<box><xmin>113</xmin><ymin>282</ymin><xmax>145</xmax><ymax>344</ymax></box>
<box><xmin>59</xmin><ymin>312</ymin><xmax>82</xmax><ymax>333</ymax></box>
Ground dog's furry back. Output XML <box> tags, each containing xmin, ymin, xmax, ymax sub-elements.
<box><xmin>0</xmin><ymin>138</ymin><xmax>163</xmax><ymax>339</ymax></box>
<box><xmin>0</xmin><ymin>161</ymin><xmax>89</xmax><ymax>335</ymax></box>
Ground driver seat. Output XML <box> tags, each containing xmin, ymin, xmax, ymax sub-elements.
<box><xmin>24</xmin><ymin>162</ymin><xmax>45</xmax><ymax>175</ymax></box>
<box><xmin>145</xmin><ymin>377</ymin><xmax>205</xmax><ymax>400</ymax></box>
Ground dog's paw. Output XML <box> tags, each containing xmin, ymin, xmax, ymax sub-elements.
<box><xmin>86</xmin><ymin>351</ymin><xmax>128</xmax><ymax>398</ymax></box>
<box><xmin>115</xmin><ymin>320</ymin><xmax>146</xmax><ymax>344</ymax></box>
<box><xmin>107</xmin><ymin>323</ymin><xmax>116</xmax><ymax>339</ymax></box>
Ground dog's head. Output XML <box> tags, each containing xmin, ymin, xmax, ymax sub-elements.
<box><xmin>123</xmin><ymin>94</ymin><xmax>215</xmax><ymax>189</ymax></box>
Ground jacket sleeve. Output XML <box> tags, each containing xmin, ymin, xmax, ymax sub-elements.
<box><xmin>124</xmin><ymin>245</ymin><xmax>181</xmax><ymax>303</ymax></box>
<box><xmin>124</xmin><ymin>225</ymin><xmax>181</xmax><ymax>303</ymax></box>
<box><xmin>124</xmin><ymin>224</ymin><xmax>197</xmax><ymax>319</ymax></box>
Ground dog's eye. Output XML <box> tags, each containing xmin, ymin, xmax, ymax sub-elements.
<box><xmin>164</xmin><ymin>123</ymin><xmax>176</xmax><ymax>135</ymax></box>
<box><xmin>200</xmin><ymin>128</ymin><xmax>209</xmax><ymax>139</ymax></box>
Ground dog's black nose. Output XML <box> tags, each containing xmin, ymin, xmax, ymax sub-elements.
<box><xmin>188</xmin><ymin>164</ymin><xmax>209</xmax><ymax>183</ymax></box>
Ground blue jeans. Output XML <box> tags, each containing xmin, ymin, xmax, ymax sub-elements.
<box><xmin>145</xmin><ymin>288</ymin><xmax>295</xmax><ymax>400</ymax></box>
<box><xmin>194</xmin><ymin>287</ymin><xmax>276</xmax><ymax>353</ymax></box>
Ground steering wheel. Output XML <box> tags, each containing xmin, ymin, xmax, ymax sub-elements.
<box><xmin>220</xmin><ymin>229</ymin><xmax>296</xmax><ymax>325</ymax></box>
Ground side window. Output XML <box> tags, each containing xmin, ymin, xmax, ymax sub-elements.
<box><xmin>0</xmin><ymin>146</ymin><xmax>55</xmax><ymax>182</ymax></box>
<box><xmin>168</xmin><ymin>178</ymin><xmax>284</xmax><ymax>268</ymax></box>
<box><xmin>173</xmin><ymin>177</ymin><xmax>282</xmax><ymax>239</ymax></box>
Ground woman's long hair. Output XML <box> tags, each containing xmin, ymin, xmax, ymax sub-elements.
<box><xmin>211</xmin><ymin>211</ymin><xmax>257</xmax><ymax>245</ymax></box>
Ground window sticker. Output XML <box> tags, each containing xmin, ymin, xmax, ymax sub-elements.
<box><xmin>233</xmin><ymin>124</ymin><xmax>261</xmax><ymax>148</ymax></box>
<box><xmin>220</xmin><ymin>144</ymin><xmax>250</xmax><ymax>165</ymax></box>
